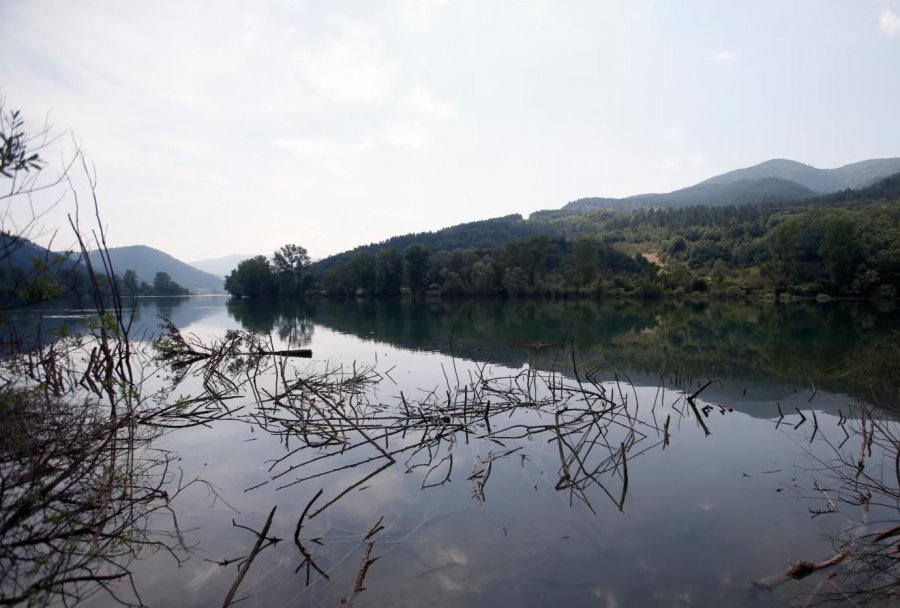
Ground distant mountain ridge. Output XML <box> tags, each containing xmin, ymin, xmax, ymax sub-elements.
<box><xmin>189</xmin><ymin>253</ymin><xmax>260</xmax><ymax>278</ymax></box>
<box><xmin>309</xmin><ymin>159</ymin><xmax>900</xmax><ymax>275</ymax></box>
<box><xmin>558</xmin><ymin>157</ymin><xmax>900</xmax><ymax>213</ymax></box>
<box><xmin>88</xmin><ymin>246</ymin><xmax>224</xmax><ymax>293</ymax></box>
<box><xmin>699</xmin><ymin>158</ymin><xmax>900</xmax><ymax>192</ymax></box>
<box><xmin>559</xmin><ymin>176</ymin><xmax>817</xmax><ymax>214</ymax></box>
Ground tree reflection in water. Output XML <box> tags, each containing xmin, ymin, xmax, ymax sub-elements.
<box><xmin>3</xmin><ymin>310</ymin><xmax>899</xmax><ymax>606</ymax></box>
<box><xmin>0</xmin><ymin>315</ymin><xmax>231</xmax><ymax>606</ymax></box>
<box><xmin>155</xmin><ymin>322</ymin><xmax>900</xmax><ymax>607</ymax></box>
<box><xmin>153</xmin><ymin>323</ymin><xmax>721</xmax><ymax>602</ymax></box>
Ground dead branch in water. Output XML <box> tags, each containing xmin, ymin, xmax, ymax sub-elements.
<box><xmin>754</xmin><ymin>404</ymin><xmax>900</xmax><ymax>606</ymax></box>
<box><xmin>293</xmin><ymin>489</ymin><xmax>330</xmax><ymax>585</ymax></box>
<box><xmin>753</xmin><ymin>551</ymin><xmax>848</xmax><ymax>590</ymax></box>
<box><xmin>222</xmin><ymin>505</ymin><xmax>277</xmax><ymax>607</ymax></box>
<box><xmin>339</xmin><ymin>516</ymin><xmax>384</xmax><ymax>607</ymax></box>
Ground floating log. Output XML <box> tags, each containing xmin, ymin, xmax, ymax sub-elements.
<box><xmin>270</xmin><ymin>348</ymin><xmax>312</xmax><ymax>358</ymax></box>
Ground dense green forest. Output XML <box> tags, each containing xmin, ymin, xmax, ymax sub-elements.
<box><xmin>224</xmin><ymin>172</ymin><xmax>900</xmax><ymax>301</ymax></box>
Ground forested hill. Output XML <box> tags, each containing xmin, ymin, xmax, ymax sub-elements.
<box><xmin>699</xmin><ymin>158</ymin><xmax>900</xmax><ymax>192</ymax></box>
<box><xmin>301</xmin><ymin>170</ymin><xmax>900</xmax><ymax>300</ymax></box>
<box><xmin>87</xmin><ymin>246</ymin><xmax>224</xmax><ymax>293</ymax></box>
<box><xmin>310</xmin><ymin>169</ymin><xmax>900</xmax><ymax>277</ymax></box>
<box><xmin>0</xmin><ymin>234</ymin><xmax>83</xmax><ymax>307</ymax></box>
<box><xmin>551</xmin><ymin>157</ymin><xmax>900</xmax><ymax>214</ymax></box>
<box><xmin>0</xmin><ymin>237</ymin><xmax>206</xmax><ymax>305</ymax></box>
<box><xmin>310</xmin><ymin>214</ymin><xmax>557</xmax><ymax>274</ymax></box>
<box><xmin>552</xmin><ymin>177</ymin><xmax>816</xmax><ymax>215</ymax></box>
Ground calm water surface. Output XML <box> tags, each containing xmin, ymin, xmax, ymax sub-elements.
<box><xmin>6</xmin><ymin>296</ymin><xmax>899</xmax><ymax>607</ymax></box>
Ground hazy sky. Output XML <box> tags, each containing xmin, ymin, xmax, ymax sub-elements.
<box><xmin>2</xmin><ymin>0</ymin><xmax>899</xmax><ymax>262</ymax></box>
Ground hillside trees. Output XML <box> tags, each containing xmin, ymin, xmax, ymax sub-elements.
<box><xmin>118</xmin><ymin>268</ymin><xmax>189</xmax><ymax>296</ymax></box>
<box><xmin>0</xmin><ymin>101</ymin><xmax>86</xmax><ymax>308</ymax></box>
<box><xmin>375</xmin><ymin>248</ymin><xmax>402</xmax><ymax>296</ymax></box>
<box><xmin>297</xmin><ymin>166</ymin><xmax>900</xmax><ymax>301</ymax></box>
<box><xmin>272</xmin><ymin>244</ymin><xmax>311</xmax><ymax>295</ymax></box>
<box><xmin>573</xmin><ymin>238</ymin><xmax>597</xmax><ymax>287</ymax></box>
<box><xmin>152</xmin><ymin>271</ymin><xmax>188</xmax><ymax>295</ymax></box>
<box><xmin>225</xmin><ymin>255</ymin><xmax>276</xmax><ymax>297</ymax></box>
<box><xmin>122</xmin><ymin>269</ymin><xmax>140</xmax><ymax>295</ymax></box>
<box><xmin>403</xmin><ymin>244</ymin><xmax>430</xmax><ymax>295</ymax></box>
<box><xmin>819</xmin><ymin>212</ymin><xmax>862</xmax><ymax>290</ymax></box>
<box><xmin>225</xmin><ymin>244</ymin><xmax>313</xmax><ymax>297</ymax></box>
<box><xmin>349</xmin><ymin>252</ymin><xmax>376</xmax><ymax>295</ymax></box>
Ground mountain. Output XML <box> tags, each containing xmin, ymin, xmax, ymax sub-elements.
<box><xmin>699</xmin><ymin>158</ymin><xmax>900</xmax><ymax>192</ymax></box>
<box><xmin>698</xmin><ymin>159</ymin><xmax>845</xmax><ymax>192</ymax></box>
<box><xmin>308</xmin><ymin>166</ymin><xmax>900</xmax><ymax>281</ymax></box>
<box><xmin>310</xmin><ymin>214</ymin><xmax>553</xmax><ymax>274</ymax></box>
<box><xmin>189</xmin><ymin>253</ymin><xmax>260</xmax><ymax>278</ymax></box>
<box><xmin>829</xmin><ymin>158</ymin><xmax>900</xmax><ymax>189</ymax></box>
<box><xmin>0</xmin><ymin>234</ymin><xmax>84</xmax><ymax>305</ymax></box>
<box><xmin>1</xmin><ymin>233</ymin><xmax>76</xmax><ymax>273</ymax></box>
<box><xmin>88</xmin><ymin>246</ymin><xmax>224</xmax><ymax>293</ymax></box>
<box><xmin>559</xmin><ymin>157</ymin><xmax>900</xmax><ymax>214</ymax></box>
<box><xmin>560</xmin><ymin>177</ymin><xmax>816</xmax><ymax>214</ymax></box>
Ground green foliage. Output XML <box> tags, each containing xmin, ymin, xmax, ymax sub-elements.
<box><xmin>349</xmin><ymin>252</ymin><xmax>376</xmax><ymax>295</ymax></box>
<box><xmin>820</xmin><ymin>212</ymin><xmax>862</xmax><ymax>291</ymax></box>
<box><xmin>271</xmin><ymin>244</ymin><xmax>311</xmax><ymax>296</ymax></box>
<box><xmin>502</xmin><ymin>267</ymin><xmax>528</xmax><ymax>297</ymax></box>
<box><xmin>225</xmin><ymin>256</ymin><xmax>276</xmax><ymax>297</ymax></box>
<box><xmin>375</xmin><ymin>248</ymin><xmax>402</xmax><ymax>296</ymax></box>
<box><xmin>152</xmin><ymin>271</ymin><xmax>188</xmax><ymax>296</ymax></box>
<box><xmin>0</xmin><ymin>108</ymin><xmax>43</xmax><ymax>178</ymax></box>
<box><xmin>224</xmin><ymin>244</ymin><xmax>313</xmax><ymax>298</ymax></box>
<box><xmin>403</xmin><ymin>244</ymin><xmax>431</xmax><ymax>295</ymax></box>
<box><xmin>122</xmin><ymin>270</ymin><xmax>140</xmax><ymax>295</ymax></box>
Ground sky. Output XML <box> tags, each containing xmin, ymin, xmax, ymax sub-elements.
<box><xmin>2</xmin><ymin>0</ymin><xmax>899</xmax><ymax>262</ymax></box>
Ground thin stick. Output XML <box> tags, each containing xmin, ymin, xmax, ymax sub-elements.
<box><xmin>222</xmin><ymin>505</ymin><xmax>276</xmax><ymax>607</ymax></box>
<box><xmin>617</xmin><ymin>442</ymin><xmax>629</xmax><ymax>512</ymax></box>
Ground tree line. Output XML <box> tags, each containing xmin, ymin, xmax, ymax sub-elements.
<box><xmin>121</xmin><ymin>270</ymin><xmax>188</xmax><ymax>296</ymax></box>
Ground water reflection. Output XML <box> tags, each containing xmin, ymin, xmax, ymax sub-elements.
<box><xmin>0</xmin><ymin>304</ymin><xmax>219</xmax><ymax>607</ymax></box>
<box><xmin>228</xmin><ymin>297</ymin><xmax>900</xmax><ymax>410</ymax></box>
<box><xmin>155</xmin><ymin>320</ymin><xmax>900</xmax><ymax>607</ymax></box>
<box><xmin>0</xmin><ymin>296</ymin><xmax>208</xmax><ymax>350</ymax></box>
<box><xmin>3</xmin><ymin>296</ymin><xmax>900</xmax><ymax>607</ymax></box>
<box><xmin>226</xmin><ymin>298</ymin><xmax>314</xmax><ymax>347</ymax></box>
<box><xmin>753</xmin><ymin>405</ymin><xmax>900</xmax><ymax>606</ymax></box>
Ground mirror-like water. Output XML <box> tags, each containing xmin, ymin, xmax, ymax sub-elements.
<box><xmin>3</xmin><ymin>296</ymin><xmax>899</xmax><ymax>607</ymax></box>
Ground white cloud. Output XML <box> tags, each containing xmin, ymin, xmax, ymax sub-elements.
<box><xmin>881</xmin><ymin>9</ymin><xmax>900</xmax><ymax>35</ymax></box>
<box><xmin>658</xmin><ymin>158</ymin><xmax>678</xmax><ymax>170</ymax></box>
<box><xmin>398</xmin><ymin>0</ymin><xmax>451</xmax><ymax>29</ymax></box>
<box><xmin>383</xmin><ymin>124</ymin><xmax>428</xmax><ymax>149</ymax></box>
<box><xmin>6</xmin><ymin>1</ymin><xmax>899</xmax><ymax>262</ymax></box>
<box><xmin>274</xmin><ymin>136</ymin><xmax>374</xmax><ymax>155</ymax></box>
<box><xmin>690</xmin><ymin>154</ymin><xmax>706</xmax><ymax>166</ymax></box>
<box><xmin>402</xmin><ymin>86</ymin><xmax>458</xmax><ymax>120</ymax></box>
<box><xmin>291</xmin><ymin>19</ymin><xmax>398</xmax><ymax>105</ymax></box>
<box><xmin>273</xmin><ymin>136</ymin><xmax>374</xmax><ymax>175</ymax></box>
<box><xmin>151</xmin><ymin>137</ymin><xmax>213</xmax><ymax>158</ymax></box>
